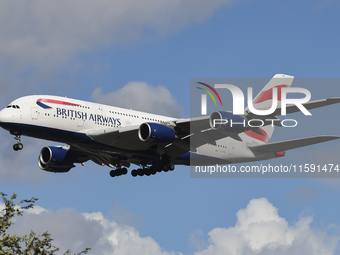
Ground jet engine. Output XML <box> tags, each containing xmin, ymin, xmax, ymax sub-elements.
<box><xmin>38</xmin><ymin>146</ymin><xmax>75</xmax><ymax>173</ymax></box>
<box><xmin>138</xmin><ymin>122</ymin><xmax>175</xmax><ymax>143</ymax></box>
<box><xmin>209</xmin><ymin>111</ymin><xmax>247</xmax><ymax>134</ymax></box>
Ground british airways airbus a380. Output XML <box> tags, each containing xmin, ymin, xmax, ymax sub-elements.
<box><xmin>0</xmin><ymin>74</ymin><xmax>339</xmax><ymax>178</ymax></box>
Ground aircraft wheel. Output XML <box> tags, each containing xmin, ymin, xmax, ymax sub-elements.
<box><xmin>145</xmin><ymin>168</ymin><xmax>151</xmax><ymax>176</ymax></box>
<box><xmin>13</xmin><ymin>143</ymin><xmax>23</xmax><ymax>151</ymax></box>
<box><xmin>150</xmin><ymin>168</ymin><xmax>157</xmax><ymax>175</ymax></box>
<box><xmin>137</xmin><ymin>168</ymin><xmax>144</xmax><ymax>176</ymax></box>
<box><xmin>121</xmin><ymin>167</ymin><xmax>128</xmax><ymax>175</ymax></box>
<box><xmin>18</xmin><ymin>143</ymin><xmax>23</xmax><ymax>150</ymax></box>
<box><xmin>131</xmin><ymin>169</ymin><xmax>138</xmax><ymax>177</ymax></box>
<box><xmin>110</xmin><ymin>170</ymin><xmax>116</xmax><ymax>177</ymax></box>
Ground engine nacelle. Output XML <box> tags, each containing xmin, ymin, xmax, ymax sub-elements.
<box><xmin>209</xmin><ymin>111</ymin><xmax>247</xmax><ymax>134</ymax></box>
<box><xmin>38</xmin><ymin>146</ymin><xmax>74</xmax><ymax>173</ymax></box>
<box><xmin>138</xmin><ymin>122</ymin><xmax>175</xmax><ymax>143</ymax></box>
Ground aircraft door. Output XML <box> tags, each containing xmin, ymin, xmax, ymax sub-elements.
<box><xmin>77</xmin><ymin>117</ymin><xmax>84</xmax><ymax>127</ymax></box>
<box><xmin>95</xmin><ymin>105</ymin><xmax>103</xmax><ymax>125</ymax></box>
<box><xmin>228</xmin><ymin>143</ymin><xmax>235</xmax><ymax>155</ymax></box>
<box><xmin>31</xmin><ymin>107</ymin><xmax>38</xmax><ymax>120</ymax></box>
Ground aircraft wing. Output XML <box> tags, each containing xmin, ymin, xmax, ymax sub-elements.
<box><xmin>72</xmin><ymin>119</ymin><xmax>223</xmax><ymax>167</ymax></box>
<box><xmin>86</xmin><ymin>125</ymin><xmax>154</xmax><ymax>151</ymax></box>
<box><xmin>174</xmin><ymin>115</ymin><xmax>211</xmax><ymax>133</ymax></box>
<box><xmin>249</xmin><ymin>135</ymin><xmax>340</xmax><ymax>152</ymax></box>
<box><xmin>164</xmin><ymin>115</ymin><xmax>241</xmax><ymax>158</ymax></box>
<box><xmin>164</xmin><ymin>127</ymin><xmax>236</xmax><ymax>158</ymax></box>
<box><xmin>84</xmin><ymin>115</ymin><xmax>227</xmax><ymax>159</ymax></box>
<box><xmin>70</xmin><ymin>134</ymin><xmax>162</xmax><ymax>168</ymax></box>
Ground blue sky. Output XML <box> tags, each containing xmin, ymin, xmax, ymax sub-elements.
<box><xmin>1</xmin><ymin>0</ymin><xmax>340</xmax><ymax>254</ymax></box>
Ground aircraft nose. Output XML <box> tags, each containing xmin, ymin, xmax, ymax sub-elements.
<box><xmin>0</xmin><ymin>110</ymin><xmax>4</xmax><ymax>124</ymax></box>
<box><xmin>0</xmin><ymin>108</ymin><xmax>8</xmax><ymax>125</ymax></box>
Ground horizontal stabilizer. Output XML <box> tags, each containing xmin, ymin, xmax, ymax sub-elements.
<box><xmin>249</xmin><ymin>135</ymin><xmax>340</xmax><ymax>152</ymax></box>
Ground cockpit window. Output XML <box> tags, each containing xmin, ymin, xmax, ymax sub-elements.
<box><xmin>6</xmin><ymin>105</ymin><xmax>20</xmax><ymax>109</ymax></box>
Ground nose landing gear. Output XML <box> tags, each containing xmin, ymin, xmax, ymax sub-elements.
<box><xmin>13</xmin><ymin>135</ymin><xmax>23</xmax><ymax>151</ymax></box>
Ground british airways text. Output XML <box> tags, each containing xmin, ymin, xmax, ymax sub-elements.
<box><xmin>56</xmin><ymin>108</ymin><xmax>121</xmax><ymax>126</ymax></box>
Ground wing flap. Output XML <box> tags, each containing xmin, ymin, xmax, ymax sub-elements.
<box><xmin>249</xmin><ymin>135</ymin><xmax>340</xmax><ymax>152</ymax></box>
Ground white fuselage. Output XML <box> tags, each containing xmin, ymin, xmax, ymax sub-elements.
<box><xmin>0</xmin><ymin>95</ymin><xmax>279</xmax><ymax>166</ymax></box>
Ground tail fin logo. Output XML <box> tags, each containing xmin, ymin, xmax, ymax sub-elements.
<box><xmin>253</xmin><ymin>85</ymin><xmax>290</xmax><ymax>104</ymax></box>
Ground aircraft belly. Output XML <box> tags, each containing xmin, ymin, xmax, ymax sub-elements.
<box><xmin>196</xmin><ymin>141</ymin><xmax>255</xmax><ymax>162</ymax></box>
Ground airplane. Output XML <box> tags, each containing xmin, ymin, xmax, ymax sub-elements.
<box><xmin>0</xmin><ymin>74</ymin><xmax>339</xmax><ymax>178</ymax></box>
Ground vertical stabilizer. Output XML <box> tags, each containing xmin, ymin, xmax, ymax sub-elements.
<box><xmin>244</xmin><ymin>74</ymin><xmax>295</xmax><ymax>144</ymax></box>
<box><xmin>247</xmin><ymin>74</ymin><xmax>294</xmax><ymax>112</ymax></box>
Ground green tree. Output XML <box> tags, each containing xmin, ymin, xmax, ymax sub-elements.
<box><xmin>0</xmin><ymin>192</ymin><xmax>90</xmax><ymax>255</ymax></box>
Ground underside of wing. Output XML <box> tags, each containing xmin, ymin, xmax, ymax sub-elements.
<box><xmin>86</xmin><ymin>126</ymin><xmax>146</xmax><ymax>150</ymax></box>
<box><xmin>165</xmin><ymin>115</ymin><xmax>240</xmax><ymax>158</ymax></box>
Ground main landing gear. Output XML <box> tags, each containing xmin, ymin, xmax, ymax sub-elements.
<box><xmin>13</xmin><ymin>135</ymin><xmax>23</xmax><ymax>151</ymax></box>
<box><xmin>108</xmin><ymin>162</ymin><xmax>175</xmax><ymax>178</ymax></box>
<box><xmin>131</xmin><ymin>163</ymin><xmax>175</xmax><ymax>177</ymax></box>
<box><xmin>109</xmin><ymin>167</ymin><xmax>128</xmax><ymax>178</ymax></box>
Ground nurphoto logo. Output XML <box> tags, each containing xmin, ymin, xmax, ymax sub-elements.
<box><xmin>196</xmin><ymin>81</ymin><xmax>312</xmax><ymax>129</ymax></box>
<box><xmin>198</xmin><ymin>83</ymin><xmax>311</xmax><ymax>116</ymax></box>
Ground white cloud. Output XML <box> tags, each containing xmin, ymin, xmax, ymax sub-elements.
<box><xmin>2</xmin><ymin>197</ymin><xmax>339</xmax><ymax>255</ymax></box>
<box><xmin>0</xmin><ymin>0</ymin><xmax>239</xmax><ymax>105</ymax></box>
<box><xmin>0</xmin><ymin>0</ymin><xmax>230</xmax><ymax>72</ymax></box>
<box><xmin>6</xmin><ymin>205</ymin><xmax>177</xmax><ymax>255</ymax></box>
<box><xmin>195</xmin><ymin>198</ymin><xmax>339</xmax><ymax>255</ymax></box>
<box><xmin>92</xmin><ymin>82</ymin><xmax>182</xmax><ymax>117</ymax></box>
